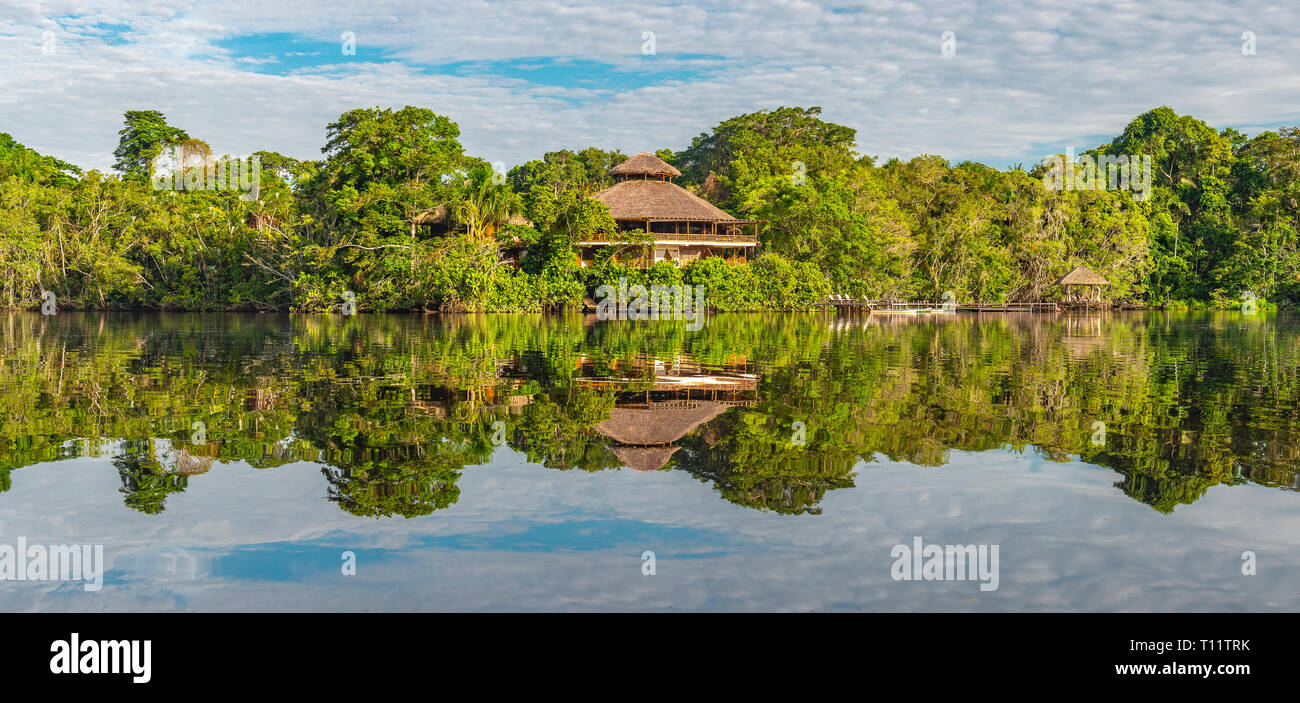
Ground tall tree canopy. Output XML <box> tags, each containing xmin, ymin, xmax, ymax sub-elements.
<box><xmin>112</xmin><ymin>110</ymin><xmax>190</xmax><ymax>181</ymax></box>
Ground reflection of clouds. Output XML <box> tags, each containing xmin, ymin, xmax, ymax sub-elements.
<box><xmin>114</xmin><ymin>547</ymin><xmax>208</xmax><ymax>581</ymax></box>
<box><xmin>1</xmin><ymin>447</ymin><xmax>1297</xmax><ymax>611</ymax></box>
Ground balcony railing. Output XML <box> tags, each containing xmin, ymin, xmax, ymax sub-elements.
<box><xmin>578</xmin><ymin>231</ymin><xmax>758</xmax><ymax>244</ymax></box>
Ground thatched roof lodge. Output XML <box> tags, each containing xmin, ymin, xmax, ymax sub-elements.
<box><xmin>577</xmin><ymin>152</ymin><xmax>761</xmax><ymax>267</ymax></box>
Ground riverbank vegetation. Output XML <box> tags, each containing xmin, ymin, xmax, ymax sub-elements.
<box><xmin>1</xmin><ymin>105</ymin><xmax>1297</xmax><ymax>311</ymax></box>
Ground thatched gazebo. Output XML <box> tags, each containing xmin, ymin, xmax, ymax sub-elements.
<box><xmin>1056</xmin><ymin>265</ymin><xmax>1110</xmax><ymax>305</ymax></box>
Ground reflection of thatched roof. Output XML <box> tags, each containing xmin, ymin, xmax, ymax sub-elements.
<box><xmin>610</xmin><ymin>445</ymin><xmax>679</xmax><ymax>472</ymax></box>
<box><xmin>175</xmin><ymin>449</ymin><xmax>213</xmax><ymax>476</ymax></box>
<box><xmin>1060</xmin><ymin>335</ymin><xmax>1106</xmax><ymax>356</ymax></box>
<box><xmin>592</xmin><ymin>180</ymin><xmax>736</xmax><ymax>221</ymax></box>
<box><xmin>1056</xmin><ymin>265</ymin><xmax>1110</xmax><ymax>286</ymax></box>
<box><xmin>609</xmin><ymin>152</ymin><xmax>681</xmax><ymax>178</ymax></box>
<box><xmin>594</xmin><ymin>400</ymin><xmax>728</xmax><ymax>445</ymax></box>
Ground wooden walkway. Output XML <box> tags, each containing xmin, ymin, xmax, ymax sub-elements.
<box><xmin>820</xmin><ymin>298</ymin><xmax>1059</xmax><ymax>313</ymax></box>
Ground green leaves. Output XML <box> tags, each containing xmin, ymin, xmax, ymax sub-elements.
<box><xmin>112</xmin><ymin>110</ymin><xmax>189</xmax><ymax>182</ymax></box>
<box><xmin>3</xmin><ymin>104</ymin><xmax>1300</xmax><ymax>311</ymax></box>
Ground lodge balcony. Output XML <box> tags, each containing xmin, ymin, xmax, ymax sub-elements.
<box><xmin>574</xmin><ymin>218</ymin><xmax>762</xmax><ymax>247</ymax></box>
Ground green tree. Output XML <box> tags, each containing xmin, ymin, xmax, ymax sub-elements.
<box><xmin>112</xmin><ymin>110</ymin><xmax>190</xmax><ymax>182</ymax></box>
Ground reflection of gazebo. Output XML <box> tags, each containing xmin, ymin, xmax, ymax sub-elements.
<box><xmin>1056</xmin><ymin>265</ymin><xmax>1110</xmax><ymax>305</ymax></box>
<box><xmin>174</xmin><ymin>447</ymin><xmax>214</xmax><ymax>476</ymax></box>
<box><xmin>1060</xmin><ymin>314</ymin><xmax>1106</xmax><ymax>357</ymax></box>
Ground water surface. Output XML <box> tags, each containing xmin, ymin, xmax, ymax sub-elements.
<box><xmin>0</xmin><ymin>311</ymin><xmax>1296</xmax><ymax>611</ymax></box>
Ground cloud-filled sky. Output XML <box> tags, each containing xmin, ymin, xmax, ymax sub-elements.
<box><xmin>0</xmin><ymin>0</ymin><xmax>1297</xmax><ymax>173</ymax></box>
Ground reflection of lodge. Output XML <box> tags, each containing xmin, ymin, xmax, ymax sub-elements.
<box><xmin>408</xmin><ymin>383</ymin><xmax>533</xmax><ymax>419</ymax></box>
<box><xmin>573</xmin><ymin>353</ymin><xmax>758</xmax><ymax>397</ymax></box>
<box><xmin>575</xmin><ymin>354</ymin><xmax>759</xmax><ymax>472</ymax></box>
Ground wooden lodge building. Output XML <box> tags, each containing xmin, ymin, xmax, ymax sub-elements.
<box><xmin>577</xmin><ymin>152</ymin><xmax>761</xmax><ymax>268</ymax></box>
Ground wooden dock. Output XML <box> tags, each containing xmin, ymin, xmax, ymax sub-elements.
<box><xmin>820</xmin><ymin>298</ymin><xmax>1059</xmax><ymax>313</ymax></box>
<box><xmin>954</xmin><ymin>301</ymin><xmax>1060</xmax><ymax>312</ymax></box>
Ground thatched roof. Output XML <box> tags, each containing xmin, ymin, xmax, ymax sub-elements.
<box><xmin>594</xmin><ymin>400</ymin><xmax>728</xmax><ymax>445</ymax></box>
<box><xmin>609</xmin><ymin>152</ymin><xmax>681</xmax><ymax>178</ymax></box>
<box><xmin>592</xmin><ymin>180</ymin><xmax>737</xmax><ymax>221</ymax></box>
<box><xmin>1056</xmin><ymin>265</ymin><xmax>1110</xmax><ymax>286</ymax></box>
<box><xmin>610</xmin><ymin>445</ymin><xmax>679</xmax><ymax>472</ymax></box>
<box><xmin>413</xmin><ymin>204</ymin><xmax>448</xmax><ymax>225</ymax></box>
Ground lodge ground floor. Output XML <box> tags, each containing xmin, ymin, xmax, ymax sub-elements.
<box><xmin>574</xmin><ymin>241</ymin><xmax>758</xmax><ymax>268</ymax></box>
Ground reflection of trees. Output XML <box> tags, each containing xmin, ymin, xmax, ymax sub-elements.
<box><xmin>513</xmin><ymin>388</ymin><xmax>618</xmax><ymax>471</ymax></box>
<box><xmin>113</xmin><ymin>440</ymin><xmax>188</xmax><ymax>515</ymax></box>
<box><xmin>675</xmin><ymin>411</ymin><xmax>858</xmax><ymax>515</ymax></box>
<box><xmin>321</xmin><ymin>461</ymin><xmax>462</xmax><ymax>519</ymax></box>
<box><xmin>0</xmin><ymin>311</ymin><xmax>1299</xmax><ymax>516</ymax></box>
<box><xmin>1116</xmin><ymin>472</ymin><xmax>1215</xmax><ymax>514</ymax></box>
<box><xmin>296</xmin><ymin>384</ymin><xmax>490</xmax><ymax>518</ymax></box>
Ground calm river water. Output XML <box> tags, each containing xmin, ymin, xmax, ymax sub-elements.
<box><xmin>0</xmin><ymin>311</ymin><xmax>1296</xmax><ymax>611</ymax></box>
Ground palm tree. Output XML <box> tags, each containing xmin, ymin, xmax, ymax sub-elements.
<box><xmin>455</xmin><ymin>166</ymin><xmax>520</xmax><ymax>242</ymax></box>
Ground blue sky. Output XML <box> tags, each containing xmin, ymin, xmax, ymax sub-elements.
<box><xmin>1</xmin><ymin>0</ymin><xmax>1297</xmax><ymax>173</ymax></box>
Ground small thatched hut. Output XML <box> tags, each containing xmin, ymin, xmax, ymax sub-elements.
<box><xmin>174</xmin><ymin>447</ymin><xmax>214</xmax><ymax>476</ymax></box>
<box><xmin>1056</xmin><ymin>265</ymin><xmax>1110</xmax><ymax>304</ymax></box>
<box><xmin>411</xmin><ymin>204</ymin><xmax>450</xmax><ymax>237</ymax></box>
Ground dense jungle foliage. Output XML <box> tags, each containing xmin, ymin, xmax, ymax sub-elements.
<box><xmin>1</xmin><ymin>105</ymin><xmax>1297</xmax><ymax>311</ymax></box>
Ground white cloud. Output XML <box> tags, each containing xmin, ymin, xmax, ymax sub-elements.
<box><xmin>0</xmin><ymin>0</ymin><xmax>1296</xmax><ymax>171</ymax></box>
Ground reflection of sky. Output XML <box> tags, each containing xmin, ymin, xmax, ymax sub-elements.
<box><xmin>2</xmin><ymin>446</ymin><xmax>1297</xmax><ymax>612</ymax></box>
